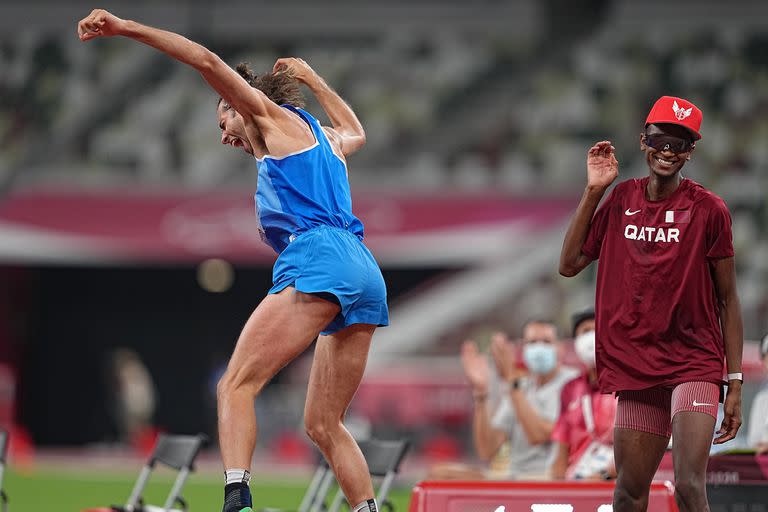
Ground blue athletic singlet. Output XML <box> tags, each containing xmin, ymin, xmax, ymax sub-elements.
<box><xmin>254</xmin><ymin>105</ymin><xmax>388</xmax><ymax>335</ymax></box>
<box><xmin>254</xmin><ymin>105</ymin><xmax>364</xmax><ymax>254</ymax></box>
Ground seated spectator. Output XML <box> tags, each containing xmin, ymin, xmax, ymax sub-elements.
<box><xmin>550</xmin><ymin>309</ymin><xmax>618</xmax><ymax>480</ymax></box>
<box><xmin>430</xmin><ymin>319</ymin><xmax>577</xmax><ymax>480</ymax></box>
<box><xmin>747</xmin><ymin>334</ymin><xmax>768</xmax><ymax>455</ymax></box>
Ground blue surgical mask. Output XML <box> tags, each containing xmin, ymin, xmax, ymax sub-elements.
<box><xmin>523</xmin><ymin>341</ymin><xmax>557</xmax><ymax>375</ymax></box>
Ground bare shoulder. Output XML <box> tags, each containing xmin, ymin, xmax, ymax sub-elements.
<box><xmin>244</xmin><ymin>106</ymin><xmax>316</xmax><ymax>157</ymax></box>
<box><xmin>245</xmin><ymin>102</ymin><xmax>302</xmax><ymax>132</ymax></box>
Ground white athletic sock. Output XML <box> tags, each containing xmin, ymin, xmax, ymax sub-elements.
<box><xmin>352</xmin><ymin>498</ymin><xmax>378</xmax><ymax>512</ymax></box>
<box><xmin>225</xmin><ymin>468</ymin><xmax>251</xmax><ymax>486</ymax></box>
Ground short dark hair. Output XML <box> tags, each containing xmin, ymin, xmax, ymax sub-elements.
<box><xmin>521</xmin><ymin>318</ymin><xmax>559</xmax><ymax>338</ymax></box>
<box><xmin>218</xmin><ymin>62</ymin><xmax>305</xmax><ymax>110</ymax></box>
<box><xmin>571</xmin><ymin>308</ymin><xmax>595</xmax><ymax>337</ymax></box>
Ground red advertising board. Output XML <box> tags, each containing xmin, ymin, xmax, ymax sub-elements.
<box><xmin>407</xmin><ymin>481</ymin><xmax>678</xmax><ymax>512</ymax></box>
<box><xmin>0</xmin><ymin>187</ymin><xmax>575</xmax><ymax>264</ymax></box>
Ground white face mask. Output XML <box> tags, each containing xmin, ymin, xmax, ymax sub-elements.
<box><xmin>574</xmin><ymin>330</ymin><xmax>596</xmax><ymax>369</ymax></box>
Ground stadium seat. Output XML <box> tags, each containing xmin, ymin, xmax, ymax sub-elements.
<box><xmin>82</xmin><ymin>432</ymin><xmax>208</xmax><ymax>512</ymax></box>
<box><xmin>261</xmin><ymin>438</ymin><xmax>410</xmax><ymax>512</ymax></box>
<box><xmin>326</xmin><ymin>439</ymin><xmax>410</xmax><ymax>512</ymax></box>
<box><xmin>0</xmin><ymin>430</ymin><xmax>8</xmax><ymax>512</ymax></box>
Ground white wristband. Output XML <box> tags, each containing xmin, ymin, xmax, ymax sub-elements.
<box><xmin>727</xmin><ymin>372</ymin><xmax>743</xmax><ymax>382</ymax></box>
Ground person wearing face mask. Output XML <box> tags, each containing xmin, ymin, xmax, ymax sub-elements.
<box><xmin>550</xmin><ymin>309</ymin><xmax>618</xmax><ymax>480</ymax></box>
<box><xmin>747</xmin><ymin>334</ymin><xmax>768</xmax><ymax>455</ymax></box>
<box><xmin>460</xmin><ymin>319</ymin><xmax>578</xmax><ymax>480</ymax></box>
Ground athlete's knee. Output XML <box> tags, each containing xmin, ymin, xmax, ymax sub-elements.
<box><xmin>674</xmin><ymin>473</ymin><xmax>707</xmax><ymax>504</ymax></box>
<box><xmin>304</xmin><ymin>412</ymin><xmax>343</xmax><ymax>448</ymax></box>
<box><xmin>613</xmin><ymin>489</ymin><xmax>648</xmax><ymax>511</ymax></box>
<box><xmin>216</xmin><ymin>364</ymin><xmax>267</xmax><ymax>401</ymax></box>
<box><xmin>613</xmin><ymin>480</ymin><xmax>648</xmax><ymax>511</ymax></box>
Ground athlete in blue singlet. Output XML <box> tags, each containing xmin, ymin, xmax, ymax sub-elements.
<box><xmin>79</xmin><ymin>10</ymin><xmax>388</xmax><ymax>512</ymax></box>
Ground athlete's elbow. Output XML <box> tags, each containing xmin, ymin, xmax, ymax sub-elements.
<box><xmin>195</xmin><ymin>48</ymin><xmax>219</xmax><ymax>73</ymax></box>
<box><xmin>716</xmin><ymin>288</ymin><xmax>740</xmax><ymax>313</ymax></box>
<box><xmin>342</xmin><ymin>133</ymin><xmax>366</xmax><ymax>157</ymax></box>
<box><xmin>560</xmin><ymin>252</ymin><xmax>590</xmax><ymax>277</ymax></box>
<box><xmin>351</xmin><ymin>131</ymin><xmax>366</xmax><ymax>150</ymax></box>
<box><xmin>559</xmin><ymin>262</ymin><xmax>578</xmax><ymax>277</ymax></box>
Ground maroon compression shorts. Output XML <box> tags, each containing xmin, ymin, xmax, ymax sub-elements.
<box><xmin>615</xmin><ymin>381</ymin><xmax>720</xmax><ymax>437</ymax></box>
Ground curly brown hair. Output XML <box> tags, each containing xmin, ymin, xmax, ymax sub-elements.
<box><xmin>218</xmin><ymin>62</ymin><xmax>305</xmax><ymax>110</ymax></box>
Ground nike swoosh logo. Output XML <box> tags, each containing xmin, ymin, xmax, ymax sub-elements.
<box><xmin>692</xmin><ymin>401</ymin><xmax>714</xmax><ymax>407</ymax></box>
<box><xmin>625</xmin><ymin>209</ymin><xmax>641</xmax><ymax>216</ymax></box>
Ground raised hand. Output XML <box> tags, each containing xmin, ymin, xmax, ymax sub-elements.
<box><xmin>461</xmin><ymin>340</ymin><xmax>489</xmax><ymax>393</ymax></box>
<box><xmin>490</xmin><ymin>332</ymin><xmax>522</xmax><ymax>383</ymax></box>
<box><xmin>273</xmin><ymin>57</ymin><xmax>316</xmax><ymax>85</ymax></box>
<box><xmin>587</xmin><ymin>141</ymin><xmax>619</xmax><ymax>191</ymax></box>
<box><xmin>78</xmin><ymin>9</ymin><xmax>126</xmax><ymax>41</ymax></box>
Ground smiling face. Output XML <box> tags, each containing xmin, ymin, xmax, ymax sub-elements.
<box><xmin>217</xmin><ymin>100</ymin><xmax>253</xmax><ymax>155</ymax></box>
<box><xmin>640</xmin><ymin>123</ymin><xmax>696</xmax><ymax>178</ymax></box>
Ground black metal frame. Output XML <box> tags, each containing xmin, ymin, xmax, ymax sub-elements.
<box><xmin>112</xmin><ymin>433</ymin><xmax>208</xmax><ymax>512</ymax></box>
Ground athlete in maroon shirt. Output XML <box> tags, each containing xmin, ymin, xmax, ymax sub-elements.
<box><xmin>559</xmin><ymin>96</ymin><xmax>743</xmax><ymax>512</ymax></box>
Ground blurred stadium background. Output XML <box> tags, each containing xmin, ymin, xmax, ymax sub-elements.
<box><xmin>0</xmin><ymin>0</ymin><xmax>767</xmax><ymax>510</ymax></box>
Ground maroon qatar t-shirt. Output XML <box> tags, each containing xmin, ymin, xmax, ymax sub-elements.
<box><xmin>582</xmin><ymin>177</ymin><xmax>734</xmax><ymax>393</ymax></box>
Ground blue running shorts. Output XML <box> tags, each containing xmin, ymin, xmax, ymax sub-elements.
<box><xmin>269</xmin><ymin>225</ymin><xmax>389</xmax><ymax>335</ymax></box>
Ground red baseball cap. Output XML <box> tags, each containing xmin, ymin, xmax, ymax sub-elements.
<box><xmin>645</xmin><ymin>96</ymin><xmax>703</xmax><ymax>140</ymax></box>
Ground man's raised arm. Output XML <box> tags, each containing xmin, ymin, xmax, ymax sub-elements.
<box><xmin>77</xmin><ymin>9</ymin><xmax>279</xmax><ymax>121</ymax></box>
<box><xmin>272</xmin><ymin>58</ymin><xmax>366</xmax><ymax>156</ymax></box>
<box><xmin>559</xmin><ymin>141</ymin><xmax>618</xmax><ymax>277</ymax></box>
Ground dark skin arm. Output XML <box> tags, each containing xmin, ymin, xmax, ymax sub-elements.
<box><xmin>711</xmin><ymin>256</ymin><xmax>744</xmax><ymax>444</ymax></box>
<box><xmin>559</xmin><ymin>141</ymin><xmax>618</xmax><ymax>277</ymax></box>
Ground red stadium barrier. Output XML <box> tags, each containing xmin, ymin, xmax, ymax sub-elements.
<box><xmin>407</xmin><ymin>480</ymin><xmax>679</xmax><ymax>512</ymax></box>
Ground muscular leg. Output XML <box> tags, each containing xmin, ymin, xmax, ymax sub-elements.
<box><xmin>671</xmin><ymin>412</ymin><xmax>716</xmax><ymax>511</ymax></box>
<box><xmin>217</xmin><ymin>287</ymin><xmax>340</xmax><ymax>469</ymax></box>
<box><xmin>613</xmin><ymin>428</ymin><xmax>670</xmax><ymax>512</ymax></box>
<box><xmin>303</xmin><ymin>323</ymin><xmax>377</xmax><ymax>506</ymax></box>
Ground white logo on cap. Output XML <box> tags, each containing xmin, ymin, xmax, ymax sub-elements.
<box><xmin>672</xmin><ymin>100</ymin><xmax>692</xmax><ymax>121</ymax></box>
